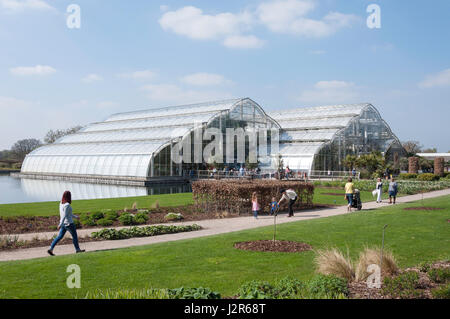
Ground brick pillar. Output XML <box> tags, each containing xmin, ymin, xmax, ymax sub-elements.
<box><xmin>434</xmin><ymin>157</ymin><xmax>445</xmax><ymax>177</ymax></box>
<box><xmin>408</xmin><ymin>157</ymin><xmax>419</xmax><ymax>174</ymax></box>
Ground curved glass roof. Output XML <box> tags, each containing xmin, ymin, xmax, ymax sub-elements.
<box><xmin>22</xmin><ymin>98</ymin><xmax>275</xmax><ymax>178</ymax></box>
<box><xmin>22</xmin><ymin>101</ymin><xmax>402</xmax><ymax>178</ymax></box>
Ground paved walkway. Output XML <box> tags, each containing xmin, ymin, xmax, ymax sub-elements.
<box><xmin>1</xmin><ymin>189</ymin><xmax>449</xmax><ymax>262</ymax></box>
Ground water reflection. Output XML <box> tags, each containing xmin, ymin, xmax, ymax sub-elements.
<box><xmin>0</xmin><ymin>175</ymin><xmax>191</xmax><ymax>204</ymax></box>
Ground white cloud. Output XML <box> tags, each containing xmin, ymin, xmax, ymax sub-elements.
<box><xmin>159</xmin><ymin>2</ymin><xmax>358</xmax><ymax>48</ymax></box>
<box><xmin>10</xmin><ymin>65</ymin><xmax>56</xmax><ymax>76</ymax></box>
<box><xmin>180</xmin><ymin>73</ymin><xmax>233</xmax><ymax>86</ymax></box>
<box><xmin>159</xmin><ymin>6</ymin><xmax>253</xmax><ymax>40</ymax></box>
<box><xmin>141</xmin><ymin>83</ymin><xmax>232</xmax><ymax>104</ymax></box>
<box><xmin>257</xmin><ymin>0</ymin><xmax>358</xmax><ymax>38</ymax></box>
<box><xmin>418</xmin><ymin>68</ymin><xmax>450</xmax><ymax>89</ymax></box>
<box><xmin>82</xmin><ymin>74</ymin><xmax>103</xmax><ymax>83</ymax></box>
<box><xmin>0</xmin><ymin>0</ymin><xmax>55</xmax><ymax>13</ymax></box>
<box><xmin>298</xmin><ymin>80</ymin><xmax>360</xmax><ymax>104</ymax></box>
<box><xmin>223</xmin><ymin>35</ymin><xmax>265</xmax><ymax>49</ymax></box>
<box><xmin>118</xmin><ymin>70</ymin><xmax>157</xmax><ymax>80</ymax></box>
<box><xmin>159</xmin><ymin>6</ymin><xmax>260</xmax><ymax>49</ymax></box>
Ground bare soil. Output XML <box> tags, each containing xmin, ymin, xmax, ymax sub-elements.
<box><xmin>234</xmin><ymin>240</ymin><xmax>312</xmax><ymax>253</ymax></box>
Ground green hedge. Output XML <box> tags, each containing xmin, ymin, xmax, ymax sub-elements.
<box><xmin>417</xmin><ymin>173</ymin><xmax>440</xmax><ymax>181</ymax></box>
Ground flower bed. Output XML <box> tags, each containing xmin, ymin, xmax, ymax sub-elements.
<box><xmin>91</xmin><ymin>224</ymin><xmax>202</xmax><ymax>240</ymax></box>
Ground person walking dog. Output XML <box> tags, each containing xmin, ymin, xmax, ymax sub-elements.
<box><xmin>47</xmin><ymin>191</ymin><xmax>85</xmax><ymax>256</ymax></box>
<box><xmin>278</xmin><ymin>188</ymin><xmax>298</xmax><ymax>217</ymax></box>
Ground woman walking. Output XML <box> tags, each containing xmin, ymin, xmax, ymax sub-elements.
<box><xmin>388</xmin><ymin>178</ymin><xmax>398</xmax><ymax>204</ymax></box>
<box><xmin>376</xmin><ymin>178</ymin><xmax>383</xmax><ymax>203</ymax></box>
<box><xmin>344</xmin><ymin>178</ymin><xmax>354</xmax><ymax>212</ymax></box>
<box><xmin>47</xmin><ymin>191</ymin><xmax>85</xmax><ymax>256</ymax></box>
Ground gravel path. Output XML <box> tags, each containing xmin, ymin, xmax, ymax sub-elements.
<box><xmin>1</xmin><ymin>188</ymin><xmax>448</xmax><ymax>262</ymax></box>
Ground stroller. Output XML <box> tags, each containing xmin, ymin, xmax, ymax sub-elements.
<box><xmin>351</xmin><ymin>189</ymin><xmax>362</xmax><ymax>211</ymax></box>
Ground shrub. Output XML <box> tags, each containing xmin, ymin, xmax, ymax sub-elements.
<box><xmin>417</xmin><ymin>173</ymin><xmax>440</xmax><ymax>181</ymax></box>
<box><xmin>134</xmin><ymin>212</ymin><xmax>149</xmax><ymax>225</ymax></box>
<box><xmin>431</xmin><ymin>284</ymin><xmax>450</xmax><ymax>299</ymax></box>
<box><xmin>96</xmin><ymin>218</ymin><xmax>113</xmax><ymax>227</ymax></box>
<box><xmin>314</xmin><ymin>248</ymin><xmax>355</xmax><ymax>281</ymax></box>
<box><xmin>104</xmin><ymin>211</ymin><xmax>119</xmax><ymax>221</ymax></box>
<box><xmin>164</xmin><ymin>213</ymin><xmax>183</xmax><ymax>221</ymax></box>
<box><xmin>91</xmin><ymin>224</ymin><xmax>202</xmax><ymax>240</ymax></box>
<box><xmin>355</xmin><ymin>247</ymin><xmax>398</xmax><ymax>282</ymax></box>
<box><xmin>274</xmin><ymin>277</ymin><xmax>305</xmax><ymax>299</ymax></box>
<box><xmin>118</xmin><ymin>213</ymin><xmax>135</xmax><ymax>226</ymax></box>
<box><xmin>80</xmin><ymin>214</ymin><xmax>96</xmax><ymax>226</ymax></box>
<box><xmin>91</xmin><ymin>211</ymin><xmax>105</xmax><ymax>221</ymax></box>
<box><xmin>237</xmin><ymin>280</ymin><xmax>275</xmax><ymax>299</ymax></box>
<box><xmin>398</xmin><ymin>173</ymin><xmax>418</xmax><ymax>180</ymax></box>
<box><xmin>236</xmin><ymin>277</ymin><xmax>304</xmax><ymax>299</ymax></box>
<box><xmin>306</xmin><ymin>274</ymin><xmax>348</xmax><ymax>299</ymax></box>
<box><xmin>167</xmin><ymin>287</ymin><xmax>221</xmax><ymax>299</ymax></box>
<box><xmin>427</xmin><ymin>268</ymin><xmax>450</xmax><ymax>284</ymax></box>
<box><xmin>382</xmin><ymin>271</ymin><xmax>422</xmax><ymax>299</ymax></box>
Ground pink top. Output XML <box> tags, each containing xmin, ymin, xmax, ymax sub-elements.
<box><xmin>252</xmin><ymin>200</ymin><xmax>260</xmax><ymax>211</ymax></box>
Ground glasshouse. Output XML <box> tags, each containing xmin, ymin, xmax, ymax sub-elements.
<box><xmin>19</xmin><ymin>98</ymin><xmax>405</xmax><ymax>184</ymax></box>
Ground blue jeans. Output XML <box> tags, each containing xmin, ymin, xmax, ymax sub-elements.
<box><xmin>346</xmin><ymin>194</ymin><xmax>353</xmax><ymax>206</ymax></box>
<box><xmin>253</xmin><ymin>210</ymin><xmax>259</xmax><ymax>218</ymax></box>
<box><xmin>50</xmin><ymin>223</ymin><xmax>80</xmax><ymax>251</ymax></box>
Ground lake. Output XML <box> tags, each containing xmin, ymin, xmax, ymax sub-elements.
<box><xmin>0</xmin><ymin>174</ymin><xmax>191</xmax><ymax>204</ymax></box>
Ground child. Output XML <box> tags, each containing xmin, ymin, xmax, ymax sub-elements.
<box><xmin>270</xmin><ymin>197</ymin><xmax>279</xmax><ymax>216</ymax></box>
<box><xmin>251</xmin><ymin>192</ymin><xmax>260</xmax><ymax>219</ymax></box>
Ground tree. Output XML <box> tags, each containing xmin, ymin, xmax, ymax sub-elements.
<box><xmin>44</xmin><ymin>125</ymin><xmax>82</xmax><ymax>144</ymax></box>
<box><xmin>11</xmin><ymin>139</ymin><xmax>41</xmax><ymax>161</ymax></box>
<box><xmin>343</xmin><ymin>154</ymin><xmax>358</xmax><ymax>170</ymax></box>
<box><xmin>421</xmin><ymin>148</ymin><xmax>437</xmax><ymax>153</ymax></box>
<box><xmin>355</xmin><ymin>151</ymin><xmax>386</xmax><ymax>177</ymax></box>
<box><xmin>401</xmin><ymin>141</ymin><xmax>422</xmax><ymax>156</ymax></box>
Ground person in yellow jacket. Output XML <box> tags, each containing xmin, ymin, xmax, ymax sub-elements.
<box><xmin>344</xmin><ymin>177</ymin><xmax>354</xmax><ymax>212</ymax></box>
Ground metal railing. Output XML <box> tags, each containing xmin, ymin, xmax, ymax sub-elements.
<box><xmin>192</xmin><ymin>169</ymin><xmax>360</xmax><ymax>181</ymax></box>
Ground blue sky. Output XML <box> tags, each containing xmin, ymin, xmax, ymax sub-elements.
<box><xmin>0</xmin><ymin>0</ymin><xmax>449</xmax><ymax>151</ymax></box>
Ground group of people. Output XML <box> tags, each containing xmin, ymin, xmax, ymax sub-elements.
<box><xmin>251</xmin><ymin>188</ymin><xmax>298</xmax><ymax>219</ymax></box>
<box><xmin>344</xmin><ymin>176</ymin><xmax>399</xmax><ymax>212</ymax></box>
<box><xmin>374</xmin><ymin>177</ymin><xmax>399</xmax><ymax>204</ymax></box>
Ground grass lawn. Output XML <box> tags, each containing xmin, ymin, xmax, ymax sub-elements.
<box><xmin>0</xmin><ymin>195</ymin><xmax>448</xmax><ymax>299</ymax></box>
<box><xmin>0</xmin><ymin>193</ymin><xmax>194</xmax><ymax>217</ymax></box>
<box><xmin>0</xmin><ymin>187</ymin><xmax>388</xmax><ymax>217</ymax></box>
